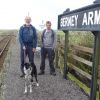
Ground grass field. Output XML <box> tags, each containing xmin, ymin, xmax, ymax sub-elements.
<box><xmin>57</xmin><ymin>31</ymin><xmax>94</xmax><ymax>47</ymax></box>
<box><xmin>0</xmin><ymin>30</ymin><xmax>17</xmax><ymax>35</ymax></box>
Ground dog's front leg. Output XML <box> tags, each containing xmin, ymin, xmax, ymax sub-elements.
<box><xmin>24</xmin><ymin>82</ymin><xmax>28</xmax><ymax>94</ymax></box>
<box><xmin>29</xmin><ymin>82</ymin><xmax>32</xmax><ymax>93</ymax></box>
<box><xmin>24</xmin><ymin>75</ymin><xmax>28</xmax><ymax>94</ymax></box>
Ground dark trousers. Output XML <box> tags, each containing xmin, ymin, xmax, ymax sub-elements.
<box><xmin>40</xmin><ymin>47</ymin><xmax>55</xmax><ymax>73</ymax></box>
<box><xmin>20</xmin><ymin>45</ymin><xmax>34</xmax><ymax>74</ymax></box>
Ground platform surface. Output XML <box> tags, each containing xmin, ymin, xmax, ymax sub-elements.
<box><xmin>3</xmin><ymin>39</ymin><xmax>89</xmax><ymax>100</ymax></box>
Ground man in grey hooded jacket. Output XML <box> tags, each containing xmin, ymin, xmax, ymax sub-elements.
<box><xmin>38</xmin><ymin>21</ymin><xmax>56</xmax><ymax>76</ymax></box>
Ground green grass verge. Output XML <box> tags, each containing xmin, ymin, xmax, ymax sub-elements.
<box><xmin>67</xmin><ymin>72</ymin><xmax>90</xmax><ymax>95</ymax></box>
<box><xmin>67</xmin><ymin>73</ymin><xmax>99</xmax><ymax>100</ymax></box>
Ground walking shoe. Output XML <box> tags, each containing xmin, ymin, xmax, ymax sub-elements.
<box><xmin>50</xmin><ymin>72</ymin><xmax>56</xmax><ymax>76</ymax></box>
<box><xmin>38</xmin><ymin>71</ymin><xmax>45</xmax><ymax>75</ymax></box>
<box><xmin>31</xmin><ymin>78</ymin><xmax>33</xmax><ymax>82</ymax></box>
<box><xmin>20</xmin><ymin>74</ymin><xmax>25</xmax><ymax>78</ymax></box>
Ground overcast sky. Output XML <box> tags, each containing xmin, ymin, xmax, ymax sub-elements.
<box><xmin>0</xmin><ymin>0</ymin><xmax>94</xmax><ymax>30</ymax></box>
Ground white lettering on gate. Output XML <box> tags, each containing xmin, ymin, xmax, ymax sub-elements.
<box><xmin>88</xmin><ymin>11</ymin><xmax>94</xmax><ymax>25</ymax></box>
<box><xmin>82</xmin><ymin>13</ymin><xmax>88</xmax><ymax>25</ymax></box>
<box><xmin>60</xmin><ymin>15</ymin><xmax>78</xmax><ymax>27</ymax></box>
<box><xmin>60</xmin><ymin>9</ymin><xmax>100</xmax><ymax>29</ymax></box>
<box><xmin>82</xmin><ymin>12</ymin><xmax>94</xmax><ymax>26</ymax></box>
<box><xmin>94</xmin><ymin>10</ymin><xmax>100</xmax><ymax>24</ymax></box>
<box><xmin>82</xmin><ymin>10</ymin><xmax>100</xmax><ymax>26</ymax></box>
<box><xmin>75</xmin><ymin>15</ymin><xmax>78</xmax><ymax>27</ymax></box>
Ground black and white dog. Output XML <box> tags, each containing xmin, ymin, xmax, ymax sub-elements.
<box><xmin>23</xmin><ymin>50</ymin><xmax>39</xmax><ymax>94</ymax></box>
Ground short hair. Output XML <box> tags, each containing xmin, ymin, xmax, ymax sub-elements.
<box><xmin>25</xmin><ymin>16</ymin><xmax>31</xmax><ymax>20</ymax></box>
<box><xmin>46</xmin><ymin>21</ymin><xmax>51</xmax><ymax>25</ymax></box>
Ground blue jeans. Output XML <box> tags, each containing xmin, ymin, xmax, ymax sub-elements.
<box><xmin>40</xmin><ymin>47</ymin><xmax>55</xmax><ymax>73</ymax></box>
<box><xmin>20</xmin><ymin>45</ymin><xmax>34</xmax><ymax>74</ymax></box>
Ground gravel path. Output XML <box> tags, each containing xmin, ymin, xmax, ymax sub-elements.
<box><xmin>3</xmin><ymin>41</ymin><xmax>89</xmax><ymax>100</ymax></box>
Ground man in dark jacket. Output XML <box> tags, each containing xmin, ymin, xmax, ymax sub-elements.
<box><xmin>19</xmin><ymin>16</ymin><xmax>37</xmax><ymax>77</ymax></box>
<box><xmin>38</xmin><ymin>21</ymin><xmax>56</xmax><ymax>76</ymax></box>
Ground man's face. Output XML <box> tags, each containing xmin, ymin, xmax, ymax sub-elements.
<box><xmin>46</xmin><ymin>23</ymin><xmax>51</xmax><ymax>30</ymax></box>
<box><xmin>25</xmin><ymin>17</ymin><xmax>31</xmax><ymax>24</ymax></box>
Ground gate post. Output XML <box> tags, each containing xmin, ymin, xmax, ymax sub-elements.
<box><xmin>63</xmin><ymin>31</ymin><xmax>69</xmax><ymax>79</ymax></box>
<box><xmin>62</xmin><ymin>8</ymin><xmax>70</xmax><ymax>79</ymax></box>
<box><xmin>98</xmin><ymin>59</ymin><xmax>100</xmax><ymax>100</ymax></box>
<box><xmin>90</xmin><ymin>31</ymin><xmax>100</xmax><ymax>100</ymax></box>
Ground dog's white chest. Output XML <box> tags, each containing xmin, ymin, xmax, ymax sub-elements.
<box><xmin>24</xmin><ymin>67</ymin><xmax>32</xmax><ymax>79</ymax></box>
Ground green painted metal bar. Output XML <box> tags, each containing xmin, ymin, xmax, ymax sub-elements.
<box><xmin>90</xmin><ymin>31</ymin><xmax>100</xmax><ymax>100</ymax></box>
<box><xmin>63</xmin><ymin>31</ymin><xmax>69</xmax><ymax>79</ymax></box>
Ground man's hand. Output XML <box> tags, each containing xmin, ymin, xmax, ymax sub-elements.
<box><xmin>32</xmin><ymin>48</ymin><xmax>36</xmax><ymax>52</ymax></box>
<box><xmin>23</xmin><ymin>46</ymin><xmax>26</xmax><ymax>50</ymax></box>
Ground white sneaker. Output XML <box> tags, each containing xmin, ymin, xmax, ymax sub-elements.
<box><xmin>30</xmin><ymin>84</ymin><xmax>32</xmax><ymax>93</ymax></box>
<box><xmin>24</xmin><ymin>87</ymin><xmax>27</xmax><ymax>94</ymax></box>
<box><xmin>36</xmin><ymin>83</ymin><xmax>39</xmax><ymax>86</ymax></box>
